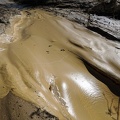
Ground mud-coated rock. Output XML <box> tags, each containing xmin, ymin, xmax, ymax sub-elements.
<box><xmin>1</xmin><ymin>0</ymin><xmax>120</xmax><ymax>40</ymax></box>
<box><xmin>0</xmin><ymin>4</ymin><xmax>19</xmax><ymax>34</ymax></box>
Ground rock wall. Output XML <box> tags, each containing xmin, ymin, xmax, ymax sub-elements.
<box><xmin>1</xmin><ymin>0</ymin><xmax>120</xmax><ymax>40</ymax></box>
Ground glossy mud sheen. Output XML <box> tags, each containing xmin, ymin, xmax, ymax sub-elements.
<box><xmin>0</xmin><ymin>9</ymin><xmax>120</xmax><ymax>120</ymax></box>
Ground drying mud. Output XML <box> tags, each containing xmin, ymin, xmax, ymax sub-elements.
<box><xmin>0</xmin><ymin>9</ymin><xmax>120</xmax><ymax>120</ymax></box>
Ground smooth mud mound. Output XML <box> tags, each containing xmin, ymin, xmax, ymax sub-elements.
<box><xmin>0</xmin><ymin>9</ymin><xmax>120</xmax><ymax>120</ymax></box>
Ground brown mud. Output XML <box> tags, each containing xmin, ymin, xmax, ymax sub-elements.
<box><xmin>0</xmin><ymin>9</ymin><xmax>120</xmax><ymax>120</ymax></box>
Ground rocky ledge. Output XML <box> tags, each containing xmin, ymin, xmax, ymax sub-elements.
<box><xmin>1</xmin><ymin>0</ymin><xmax>120</xmax><ymax>41</ymax></box>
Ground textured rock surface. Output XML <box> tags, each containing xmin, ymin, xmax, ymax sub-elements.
<box><xmin>0</xmin><ymin>4</ymin><xmax>19</xmax><ymax>34</ymax></box>
<box><xmin>7</xmin><ymin>0</ymin><xmax>120</xmax><ymax>40</ymax></box>
<box><xmin>1</xmin><ymin>0</ymin><xmax>120</xmax><ymax>40</ymax></box>
<box><xmin>42</xmin><ymin>6</ymin><xmax>120</xmax><ymax>40</ymax></box>
<box><xmin>0</xmin><ymin>93</ymin><xmax>58</xmax><ymax>120</ymax></box>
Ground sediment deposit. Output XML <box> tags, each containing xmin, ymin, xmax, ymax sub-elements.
<box><xmin>0</xmin><ymin>9</ymin><xmax>120</xmax><ymax>120</ymax></box>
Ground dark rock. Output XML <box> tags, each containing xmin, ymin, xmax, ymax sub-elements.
<box><xmin>43</xmin><ymin>6</ymin><xmax>120</xmax><ymax>40</ymax></box>
<box><xmin>0</xmin><ymin>4</ymin><xmax>20</xmax><ymax>34</ymax></box>
<box><xmin>1</xmin><ymin>0</ymin><xmax>120</xmax><ymax>40</ymax></box>
<box><xmin>0</xmin><ymin>92</ymin><xmax>59</xmax><ymax>120</ymax></box>
<box><xmin>89</xmin><ymin>0</ymin><xmax>120</xmax><ymax>18</ymax></box>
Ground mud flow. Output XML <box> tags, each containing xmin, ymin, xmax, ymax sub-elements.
<box><xmin>0</xmin><ymin>10</ymin><xmax>120</xmax><ymax>120</ymax></box>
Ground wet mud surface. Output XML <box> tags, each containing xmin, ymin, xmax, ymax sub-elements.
<box><xmin>0</xmin><ymin>1</ymin><xmax>120</xmax><ymax>120</ymax></box>
<box><xmin>0</xmin><ymin>9</ymin><xmax>120</xmax><ymax>120</ymax></box>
